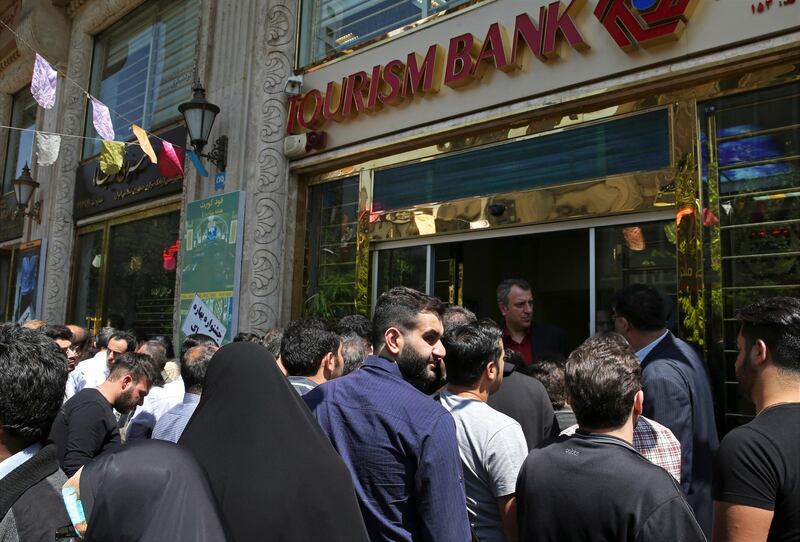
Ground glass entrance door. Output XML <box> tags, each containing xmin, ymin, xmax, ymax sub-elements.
<box><xmin>372</xmin><ymin>216</ymin><xmax>676</xmax><ymax>351</ymax></box>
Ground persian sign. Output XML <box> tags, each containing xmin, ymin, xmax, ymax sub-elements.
<box><xmin>73</xmin><ymin>126</ymin><xmax>187</xmax><ymax>219</ymax></box>
<box><xmin>178</xmin><ymin>191</ymin><xmax>245</xmax><ymax>345</ymax></box>
<box><xmin>181</xmin><ymin>294</ymin><xmax>227</xmax><ymax>345</ymax></box>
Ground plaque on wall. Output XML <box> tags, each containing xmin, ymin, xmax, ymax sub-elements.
<box><xmin>0</xmin><ymin>192</ymin><xmax>24</xmax><ymax>242</ymax></box>
<box><xmin>73</xmin><ymin>126</ymin><xmax>187</xmax><ymax>219</ymax></box>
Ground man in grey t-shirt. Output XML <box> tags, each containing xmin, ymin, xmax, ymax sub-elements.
<box><xmin>438</xmin><ymin>321</ymin><xmax>528</xmax><ymax>542</ymax></box>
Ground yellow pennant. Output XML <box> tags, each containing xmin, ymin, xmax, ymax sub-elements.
<box><xmin>132</xmin><ymin>123</ymin><xmax>157</xmax><ymax>164</ymax></box>
<box><xmin>99</xmin><ymin>140</ymin><xmax>125</xmax><ymax>175</ymax></box>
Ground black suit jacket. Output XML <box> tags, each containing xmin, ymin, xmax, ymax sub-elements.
<box><xmin>529</xmin><ymin>322</ymin><xmax>568</xmax><ymax>360</ymax></box>
<box><xmin>641</xmin><ymin>331</ymin><xmax>719</xmax><ymax>539</ymax></box>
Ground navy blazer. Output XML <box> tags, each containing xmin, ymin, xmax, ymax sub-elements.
<box><xmin>641</xmin><ymin>331</ymin><xmax>719</xmax><ymax>539</ymax></box>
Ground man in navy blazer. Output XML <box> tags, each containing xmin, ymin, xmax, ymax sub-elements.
<box><xmin>613</xmin><ymin>284</ymin><xmax>719</xmax><ymax>539</ymax></box>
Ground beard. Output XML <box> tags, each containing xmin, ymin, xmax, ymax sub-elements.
<box><xmin>113</xmin><ymin>388</ymin><xmax>136</xmax><ymax>414</ymax></box>
<box><xmin>396</xmin><ymin>344</ymin><xmax>439</xmax><ymax>393</ymax></box>
<box><xmin>736</xmin><ymin>352</ymin><xmax>757</xmax><ymax>402</ymax></box>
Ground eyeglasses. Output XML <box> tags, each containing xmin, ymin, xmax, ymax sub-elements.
<box><xmin>60</xmin><ymin>345</ymin><xmax>80</xmax><ymax>354</ymax></box>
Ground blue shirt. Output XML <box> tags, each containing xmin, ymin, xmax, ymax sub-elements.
<box><xmin>152</xmin><ymin>393</ymin><xmax>201</xmax><ymax>443</ymax></box>
<box><xmin>304</xmin><ymin>356</ymin><xmax>471</xmax><ymax>542</ymax></box>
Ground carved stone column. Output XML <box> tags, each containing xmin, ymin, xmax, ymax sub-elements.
<box><xmin>202</xmin><ymin>0</ymin><xmax>296</xmax><ymax>334</ymax></box>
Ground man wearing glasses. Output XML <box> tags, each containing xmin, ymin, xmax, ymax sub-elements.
<box><xmin>43</xmin><ymin>325</ymin><xmax>79</xmax><ymax>372</ymax></box>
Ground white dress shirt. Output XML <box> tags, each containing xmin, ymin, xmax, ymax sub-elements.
<box><xmin>65</xmin><ymin>350</ymin><xmax>108</xmax><ymax>400</ymax></box>
<box><xmin>0</xmin><ymin>442</ymin><xmax>42</xmax><ymax>481</ymax></box>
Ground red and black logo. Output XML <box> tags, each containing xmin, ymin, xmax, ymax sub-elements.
<box><xmin>595</xmin><ymin>0</ymin><xmax>699</xmax><ymax>51</ymax></box>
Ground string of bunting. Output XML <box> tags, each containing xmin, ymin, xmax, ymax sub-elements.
<box><xmin>2</xmin><ymin>17</ymin><xmax>206</xmax><ymax>178</ymax></box>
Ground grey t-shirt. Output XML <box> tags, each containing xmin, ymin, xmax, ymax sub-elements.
<box><xmin>288</xmin><ymin>376</ymin><xmax>317</xmax><ymax>395</ymax></box>
<box><xmin>438</xmin><ymin>391</ymin><xmax>528</xmax><ymax>542</ymax></box>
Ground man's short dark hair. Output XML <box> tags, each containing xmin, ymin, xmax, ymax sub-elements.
<box><xmin>95</xmin><ymin>327</ymin><xmax>117</xmax><ymax>349</ymax></box>
<box><xmin>565</xmin><ymin>333</ymin><xmax>641</xmax><ymax>430</ymax></box>
<box><xmin>442</xmin><ymin>321</ymin><xmax>503</xmax><ymax>387</ymax></box>
<box><xmin>182</xmin><ymin>334</ymin><xmax>217</xmax><ymax>357</ymax></box>
<box><xmin>280</xmin><ymin>318</ymin><xmax>340</xmax><ymax>377</ymax></box>
<box><xmin>109</xmin><ymin>352</ymin><xmax>162</xmax><ymax>386</ymax></box>
<box><xmin>0</xmin><ymin>324</ymin><xmax>68</xmax><ymax>444</ymax></box>
<box><xmin>68</xmin><ymin>326</ymin><xmax>90</xmax><ymax>350</ymax></box>
<box><xmin>181</xmin><ymin>345</ymin><xmax>216</xmax><ymax>393</ymax></box>
<box><xmin>372</xmin><ymin>287</ymin><xmax>445</xmax><ymax>348</ymax></box>
<box><xmin>147</xmin><ymin>334</ymin><xmax>174</xmax><ymax>359</ymax></box>
<box><xmin>109</xmin><ymin>330</ymin><xmax>136</xmax><ymax>352</ymax></box>
<box><xmin>737</xmin><ymin>296</ymin><xmax>800</xmax><ymax>376</ymax></box>
<box><xmin>337</xmin><ymin>314</ymin><xmax>373</xmax><ymax>344</ymax></box>
<box><xmin>496</xmin><ymin>278</ymin><xmax>531</xmax><ymax>305</ymax></box>
<box><xmin>527</xmin><ymin>353</ymin><xmax>567</xmax><ymax>410</ymax></box>
<box><xmin>42</xmin><ymin>324</ymin><xmax>73</xmax><ymax>343</ymax></box>
<box><xmin>234</xmin><ymin>332</ymin><xmax>262</xmax><ymax>343</ymax></box>
<box><xmin>442</xmin><ymin>305</ymin><xmax>477</xmax><ymax>333</ymax></box>
<box><xmin>613</xmin><ymin>284</ymin><xmax>666</xmax><ymax>332</ymax></box>
<box><xmin>341</xmin><ymin>333</ymin><xmax>370</xmax><ymax>375</ymax></box>
<box><xmin>261</xmin><ymin>328</ymin><xmax>283</xmax><ymax>359</ymax></box>
<box><xmin>138</xmin><ymin>340</ymin><xmax>168</xmax><ymax>371</ymax></box>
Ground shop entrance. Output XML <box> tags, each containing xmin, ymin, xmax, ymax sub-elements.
<box><xmin>373</xmin><ymin>214</ymin><xmax>678</xmax><ymax>351</ymax></box>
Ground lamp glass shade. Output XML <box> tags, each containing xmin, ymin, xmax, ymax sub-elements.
<box><xmin>179</xmin><ymin>84</ymin><xmax>220</xmax><ymax>153</ymax></box>
<box><xmin>13</xmin><ymin>167</ymin><xmax>38</xmax><ymax>208</ymax></box>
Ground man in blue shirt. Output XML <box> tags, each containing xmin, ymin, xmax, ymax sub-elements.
<box><xmin>304</xmin><ymin>287</ymin><xmax>471</xmax><ymax>542</ymax></box>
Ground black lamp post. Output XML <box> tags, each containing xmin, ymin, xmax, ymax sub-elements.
<box><xmin>178</xmin><ymin>82</ymin><xmax>227</xmax><ymax>171</ymax></box>
<box><xmin>12</xmin><ymin>163</ymin><xmax>41</xmax><ymax>223</ymax></box>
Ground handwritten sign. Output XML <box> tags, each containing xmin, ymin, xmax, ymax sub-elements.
<box><xmin>181</xmin><ymin>294</ymin><xmax>227</xmax><ymax>345</ymax></box>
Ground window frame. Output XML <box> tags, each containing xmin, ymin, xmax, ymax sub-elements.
<box><xmin>3</xmin><ymin>88</ymin><xmax>37</xmax><ymax>194</ymax></box>
<box><xmin>295</xmin><ymin>0</ymin><xmax>489</xmax><ymax>72</ymax></box>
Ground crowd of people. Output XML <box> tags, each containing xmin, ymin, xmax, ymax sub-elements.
<box><xmin>0</xmin><ymin>281</ymin><xmax>797</xmax><ymax>542</ymax></box>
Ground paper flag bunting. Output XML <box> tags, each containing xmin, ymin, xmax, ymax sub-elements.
<box><xmin>32</xmin><ymin>54</ymin><xmax>58</xmax><ymax>109</ymax></box>
<box><xmin>91</xmin><ymin>97</ymin><xmax>115</xmax><ymax>140</ymax></box>
<box><xmin>186</xmin><ymin>150</ymin><xmax>208</xmax><ymax>177</ymax></box>
<box><xmin>132</xmin><ymin>124</ymin><xmax>157</xmax><ymax>164</ymax></box>
<box><xmin>158</xmin><ymin>141</ymin><xmax>184</xmax><ymax>178</ymax></box>
<box><xmin>36</xmin><ymin>133</ymin><xmax>61</xmax><ymax>166</ymax></box>
<box><xmin>99</xmin><ymin>140</ymin><xmax>125</xmax><ymax>174</ymax></box>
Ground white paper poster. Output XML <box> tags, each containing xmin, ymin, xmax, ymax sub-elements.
<box><xmin>180</xmin><ymin>294</ymin><xmax>227</xmax><ymax>346</ymax></box>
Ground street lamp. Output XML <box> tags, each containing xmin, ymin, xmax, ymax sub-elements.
<box><xmin>12</xmin><ymin>163</ymin><xmax>41</xmax><ymax>223</ymax></box>
<box><xmin>178</xmin><ymin>82</ymin><xmax>227</xmax><ymax>171</ymax></box>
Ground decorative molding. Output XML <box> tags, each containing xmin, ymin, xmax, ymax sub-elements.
<box><xmin>0</xmin><ymin>49</ymin><xmax>19</xmax><ymax>72</ymax></box>
<box><xmin>241</xmin><ymin>0</ymin><xmax>296</xmax><ymax>333</ymax></box>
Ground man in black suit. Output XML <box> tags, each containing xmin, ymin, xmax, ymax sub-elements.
<box><xmin>496</xmin><ymin>278</ymin><xmax>567</xmax><ymax>367</ymax></box>
<box><xmin>613</xmin><ymin>284</ymin><xmax>719</xmax><ymax>539</ymax></box>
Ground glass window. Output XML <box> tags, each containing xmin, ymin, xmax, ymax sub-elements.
<box><xmin>70</xmin><ymin>230</ymin><xmax>104</xmax><ymax>330</ymax></box>
<box><xmin>594</xmin><ymin>220</ymin><xmax>678</xmax><ymax>335</ymax></box>
<box><xmin>299</xmin><ymin>0</ymin><xmax>474</xmax><ymax>67</ymax></box>
<box><xmin>3</xmin><ymin>89</ymin><xmax>37</xmax><ymax>193</ymax></box>
<box><xmin>105</xmin><ymin>213</ymin><xmax>179</xmax><ymax>335</ymax></box>
<box><xmin>375</xmin><ymin>245</ymin><xmax>428</xmax><ymax>298</ymax></box>
<box><xmin>70</xmin><ymin>210</ymin><xmax>180</xmax><ymax>338</ymax></box>
<box><xmin>373</xmin><ymin>109</ymin><xmax>671</xmax><ymax>212</ymax></box>
<box><xmin>700</xmin><ymin>81</ymin><xmax>800</xmax><ymax>430</ymax></box>
<box><xmin>83</xmin><ymin>0</ymin><xmax>200</xmax><ymax>158</ymax></box>
<box><xmin>303</xmin><ymin>176</ymin><xmax>360</xmax><ymax>317</ymax></box>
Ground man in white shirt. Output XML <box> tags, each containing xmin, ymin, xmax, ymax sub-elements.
<box><xmin>126</xmin><ymin>340</ymin><xmax>184</xmax><ymax>439</ymax></box>
<box><xmin>65</xmin><ymin>329</ymin><xmax>134</xmax><ymax>399</ymax></box>
<box><xmin>438</xmin><ymin>321</ymin><xmax>527</xmax><ymax>542</ymax></box>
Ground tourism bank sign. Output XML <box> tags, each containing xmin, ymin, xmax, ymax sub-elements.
<box><xmin>287</xmin><ymin>0</ymin><xmax>699</xmax><ymax>133</ymax></box>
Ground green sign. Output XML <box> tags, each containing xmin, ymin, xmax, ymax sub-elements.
<box><xmin>179</xmin><ymin>191</ymin><xmax>245</xmax><ymax>345</ymax></box>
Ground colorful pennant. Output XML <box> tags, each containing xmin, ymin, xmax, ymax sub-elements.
<box><xmin>186</xmin><ymin>150</ymin><xmax>208</xmax><ymax>177</ymax></box>
<box><xmin>31</xmin><ymin>54</ymin><xmax>58</xmax><ymax>109</ymax></box>
<box><xmin>132</xmin><ymin>124</ymin><xmax>157</xmax><ymax>164</ymax></box>
<box><xmin>99</xmin><ymin>140</ymin><xmax>125</xmax><ymax>174</ymax></box>
<box><xmin>159</xmin><ymin>141</ymin><xmax>184</xmax><ymax>178</ymax></box>
<box><xmin>35</xmin><ymin>133</ymin><xmax>61</xmax><ymax>166</ymax></box>
<box><xmin>91</xmin><ymin>97</ymin><xmax>115</xmax><ymax>140</ymax></box>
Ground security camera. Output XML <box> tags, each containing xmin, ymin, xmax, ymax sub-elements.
<box><xmin>284</xmin><ymin>75</ymin><xmax>304</xmax><ymax>96</ymax></box>
<box><xmin>488</xmin><ymin>202</ymin><xmax>506</xmax><ymax>217</ymax></box>
<box><xmin>284</xmin><ymin>134</ymin><xmax>307</xmax><ymax>158</ymax></box>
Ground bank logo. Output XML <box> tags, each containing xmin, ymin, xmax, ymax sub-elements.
<box><xmin>595</xmin><ymin>0</ymin><xmax>699</xmax><ymax>51</ymax></box>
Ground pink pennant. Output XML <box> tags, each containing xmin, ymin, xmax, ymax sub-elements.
<box><xmin>32</xmin><ymin>54</ymin><xmax>58</xmax><ymax>109</ymax></box>
<box><xmin>91</xmin><ymin>97</ymin><xmax>115</xmax><ymax>140</ymax></box>
<box><xmin>158</xmin><ymin>141</ymin><xmax>184</xmax><ymax>178</ymax></box>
